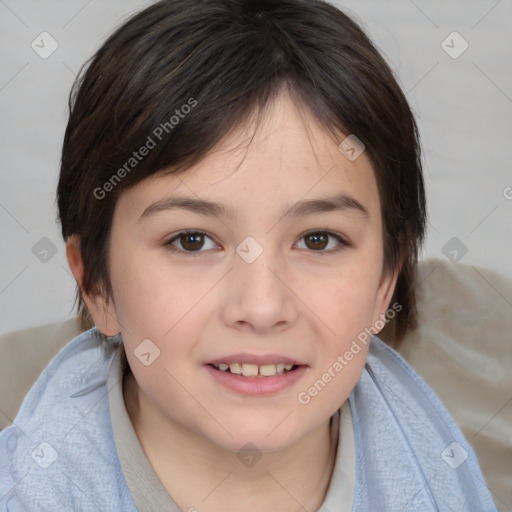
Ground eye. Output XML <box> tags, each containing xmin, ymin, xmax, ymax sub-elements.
<box><xmin>164</xmin><ymin>230</ymin><xmax>218</xmax><ymax>256</ymax></box>
<box><xmin>164</xmin><ymin>229</ymin><xmax>351</xmax><ymax>257</ymax></box>
<box><xmin>296</xmin><ymin>230</ymin><xmax>350</xmax><ymax>253</ymax></box>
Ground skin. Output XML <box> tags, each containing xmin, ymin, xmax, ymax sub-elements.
<box><xmin>67</xmin><ymin>90</ymin><xmax>398</xmax><ymax>511</ymax></box>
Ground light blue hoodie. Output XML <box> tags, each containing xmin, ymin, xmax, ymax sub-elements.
<box><xmin>0</xmin><ymin>328</ymin><xmax>497</xmax><ymax>511</ymax></box>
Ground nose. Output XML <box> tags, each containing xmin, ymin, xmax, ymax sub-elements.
<box><xmin>220</xmin><ymin>246</ymin><xmax>299</xmax><ymax>334</ymax></box>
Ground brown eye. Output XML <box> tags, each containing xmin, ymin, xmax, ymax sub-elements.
<box><xmin>296</xmin><ymin>231</ymin><xmax>350</xmax><ymax>253</ymax></box>
<box><xmin>179</xmin><ymin>232</ymin><xmax>205</xmax><ymax>251</ymax></box>
<box><xmin>165</xmin><ymin>231</ymin><xmax>218</xmax><ymax>256</ymax></box>
<box><xmin>304</xmin><ymin>232</ymin><xmax>329</xmax><ymax>250</ymax></box>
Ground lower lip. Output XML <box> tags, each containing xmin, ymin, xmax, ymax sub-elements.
<box><xmin>203</xmin><ymin>365</ymin><xmax>308</xmax><ymax>396</ymax></box>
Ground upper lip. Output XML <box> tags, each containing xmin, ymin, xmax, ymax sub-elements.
<box><xmin>206</xmin><ymin>353</ymin><xmax>307</xmax><ymax>366</ymax></box>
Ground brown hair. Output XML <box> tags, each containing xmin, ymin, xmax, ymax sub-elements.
<box><xmin>57</xmin><ymin>0</ymin><xmax>426</xmax><ymax>348</ymax></box>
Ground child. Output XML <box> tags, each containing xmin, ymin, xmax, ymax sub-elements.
<box><xmin>0</xmin><ymin>0</ymin><xmax>497</xmax><ymax>510</ymax></box>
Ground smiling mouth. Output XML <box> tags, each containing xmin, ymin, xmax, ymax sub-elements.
<box><xmin>209</xmin><ymin>362</ymin><xmax>300</xmax><ymax>378</ymax></box>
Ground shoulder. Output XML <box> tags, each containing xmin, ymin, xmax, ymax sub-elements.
<box><xmin>0</xmin><ymin>329</ymin><xmax>135</xmax><ymax>511</ymax></box>
<box><xmin>348</xmin><ymin>335</ymin><xmax>497</xmax><ymax>510</ymax></box>
<box><xmin>6</xmin><ymin>327</ymin><xmax>118</xmax><ymax>436</ymax></box>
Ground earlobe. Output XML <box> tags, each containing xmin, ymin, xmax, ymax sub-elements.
<box><xmin>65</xmin><ymin>235</ymin><xmax>121</xmax><ymax>337</ymax></box>
<box><xmin>91</xmin><ymin>301</ymin><xmax>121</xmax><ymax>337</ymax></box>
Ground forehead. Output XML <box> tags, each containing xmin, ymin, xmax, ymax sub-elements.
<box><xmin>115</xmin><ymin>91</ymin><xmax>380</xmax><ymax>223</ymax></box>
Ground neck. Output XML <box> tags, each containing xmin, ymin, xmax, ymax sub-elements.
<box><xmin>123</xmin><ymin>370</ymin><xmax>338</xmax><ymax>512</ymax></box>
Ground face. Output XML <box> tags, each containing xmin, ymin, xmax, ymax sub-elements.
<box><xmin>78</xmin><ymin>91</ymin><xmax>397</xmax><ymax>453</ymax></box>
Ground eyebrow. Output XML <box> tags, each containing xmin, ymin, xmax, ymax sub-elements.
<box><xmin>139</xmin><ymin>193</ymin><xmax>369</xmax><ymax>222</ymax></box>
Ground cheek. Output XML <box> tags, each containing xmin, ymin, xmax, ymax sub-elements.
<box><xmin>113</xmin><ymin>259</ymin><xmax>202</xmax><ymax>401</ymax></box>
<box><xmin>312</xmin><ymin>263</ymin><xmax>383</xmax><ymax>341</ymax></box>
<box><xmin>109</xmin><ymin>248</ymin><xmax>202</xmax><ymax>338</ymax></box>
<box><xmin>297</xmin><ymin>273</ymin><xmax>377</xmax><ymax>414</ymax></box>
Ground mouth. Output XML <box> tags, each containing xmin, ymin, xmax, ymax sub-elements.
<box><xmin>208</xmin><ymin>362</ymin><xmax>300</xmax><ymax>378</ymax></box>
<box><xmin>204</xmin><ymin>356</ymin><xmax>308</xmax><ymax>396</ymax></box>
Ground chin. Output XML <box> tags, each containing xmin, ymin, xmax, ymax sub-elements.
<box><xmin>219</xmin><ymin>435</ymin><xmax>297</xmax><ymax>456</ymax></box>
<box><xmin>208</xmin><ymin>418</ymin><xmax>307</xmax><ymax>455</ymax></box>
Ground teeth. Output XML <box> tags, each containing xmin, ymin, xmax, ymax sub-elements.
<box><xmin>259</xmin><ymin>364</ymin><xmax>277</xmax><ymax>376</ymax></box>
<box><xmin>241</xmin><ymin>363</ymin><xmax>259</xmax><ymax>377</ymax></box>
<box><xmin>229</xmin><ymin>363</ymin><xmax>242</xmax><ymax>375</ymax></box>
<box><xmin>215</xmin><ymin>362</ymin><xmax>296</xmax><ymax>377</ymax></box>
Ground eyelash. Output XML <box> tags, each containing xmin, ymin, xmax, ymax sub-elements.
<box><xmin>163</xmin><ymin>229</ymin><xmax>351</xmax><ymax>257</ymax></box>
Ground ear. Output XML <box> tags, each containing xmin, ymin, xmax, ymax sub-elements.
<box><xmin>66</xmin><ymin>235</ymin><xmax>121</xmax><ymax>336</ymax></box>
<box><xmin>371</xmin><ymin>264</ymin><xmax>400</xmax><ymax>332</ymax></box>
